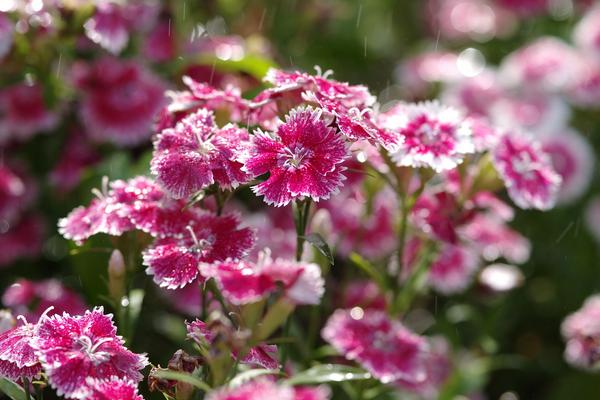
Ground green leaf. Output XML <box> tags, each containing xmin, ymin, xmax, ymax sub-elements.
<box><xmin>153</xmin><ymin>370</ymin><xmax>212</xmax><ymax>393</ymax></box>
<box><xmin>0</xmin><ymin>378</ymin><xmax>27</xmax><ymax>400</ymax></box>
<box><xmin>256</xmin><ymin>298</ymin><xmax>295</xmax><ymax>341</ymax></box>
<box><xmin>350</xmin><ymin>252</ymin><xmax>387</xmax><ymax>291</ymax></box>
<box><xmin>303</xmin><ymin>233</ymin><xmax>334</xmax><ymax>266</ymax></box>
<box><xmin>285</xmin><ymin>364</ymin><xmax>372</xmax><ymax>386</ymax></box>
<box><xmin>196</xmin><ymin>55</ymin><xmax>277</xmax><ymax>80</ymax></box>
<box><xmin>228</xmin><ymin>369</ymin><xmax>281</xmax><ymax>388</ymax></box>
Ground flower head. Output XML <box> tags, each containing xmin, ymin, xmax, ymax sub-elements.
<box><xmin>380</xmin><ymin>101</ymin><xmax>474</xmax><ymax>172</ymax></box>
<box><xmin>151</xmin><ymin>108</ymin><xmax>251</xmax><ymax>199</ymax></box>
<box><xmin>32</xmin><ymin>307</ymin><xmax>148</xmax><ymax>399</ymax></box>
<box><xmin>86</xmin><ymin>377</ymin><xmax>143</xmax><ymax>400</ymax></box>
<box><xmin>492</xmin><ymin>132</ymin><xmax>561</xmax><ymax>210</ymax></box>
<box><xmin>562</xmin><ymin>295</ymin><xmax>600</xmax><ymax>369</ymax></box>
<box><xmin>0</xmin><ymin>322</ymin><xmax>42</xmax><ymax>381</ymax></box>
<box><xmin>207</xmin><ymin>379</ymin><xmax>293</xmax><ymax>400</ymax></box>
<box><xmin>322</xmin><ymin>309</ymin><xmax>428</xmax><ymax>384</ymax></box>
<box><xmin>143</xmin><ymin>212</ymin><xmax>255</xmax><ymax>289</ymax></box>
<box><xmin>243</xmin><ymin>107</ymin><xmax>348</xmax><ymax>207</ymax></box>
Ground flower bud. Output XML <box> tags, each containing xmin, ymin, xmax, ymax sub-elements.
<box><xmin>108</xmin><ymin>249</ymin><xmax>126</xmax><ymax>302</ymax></box>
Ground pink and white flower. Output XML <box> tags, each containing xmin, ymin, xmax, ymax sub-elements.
<box><xmin>32</xmin><ymin>307</ymin><xmax>148</xmax><ymax>399</ymax></box>
<box><xmin>492</xmin><ymin>132</ymin><xmax>561</xmax><ymax>210</ymax></box>
<box><xmin>201</xmin><ymin>250</ymin><xmax>324</xmax><ymax>305</ymax></box>
<box><xmin>74</xmin><ymin>58</ymin><xmax>165</xmax><ymax>146</ymax></box>
<box><xmin>206</xmin><ymin>379</ymin><xmax>292</xmax><ymax>400</ymax></box>
<box><xmin>428</xmin><ymin>244</ymin><xmax>479</xmax><ymax>294</ymax></box>
<box><xmin>380</xmin><ymin>101</ymin><xmax>474</xmax><ymax>172</ymax></box>
<box><xmin>242</xmin><ymin>107</ymin><xmax>348</xmax><ymax>207</ymax></box>
<box><xmin>143</xmin><ymin>212</ymin><xmax>255</xmax><ymax>289</ymax></box>
<box><xmin>561</xmin><ymin>295</ymin><xmax>600</xmax><ymax>369</ymax></box>
<box><xmin>151</xmin><ymin>108</ymin><xmax>251</xmax><ymax>199</ymax></box>
<box><xmin>84</xmin><ymin>2</ymin><xmax>130</xmax><ymax>54</ymax></box>
<box><xmin>540</xmin><ymin>129</ymin><xmax>595</xmax><ymax>205</ymax></box>
<box><xmin>573</xmin><ymin>6</ymin><xmax>600</xmax><ymax>59</ymax></box>
<box><xmin>0</xmin><ymin>322</ymin><xmax>41</xmax><ymax>381</ymax></box>
<box><xmin>322</xmin><ymin>309</ymin><xmax>428</xmax><ymax>384</ymax></box>
<box><xmin>85</xmin><ymin>377</ymin><xmax>143</xmax><ymax>400</ymax></box>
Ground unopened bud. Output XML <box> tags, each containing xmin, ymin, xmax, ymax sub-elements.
<box><xmin>108</xmin><ymin>249</ymin><xmax>126</xmax><ymax>301</ymax></box>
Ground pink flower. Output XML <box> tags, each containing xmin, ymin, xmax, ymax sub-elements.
<box><xmin>461</xmin><ymin>214</ymin><xmax>531</xmax><ymax>264</ymax></box>
<box><xmin>322</xmin><ymin>309</ymin><xmax>428</xmax><ymax>384</ymax></box>
<box><xmin>492</xmin><ymin>132</ymin><xmax>561</xmax><ymax>210</ymax></box>
<box><xmin>32</xmin><ymin>307</ymin><xmax>148</xmax><ymax>399</ymax></box>
<box><xmin>0</xmin><ymin>323</ymin><xmax>42</xmax><ymax>381</ymax></box>
<box><xmin>86</xmin><ymin>377</ymin><xmax>143</xmax><ymax>400</ymax></box>
<box><xmin>0</xmin><ymin>83</ymin><xmax>59</xmax><ymax>143</ymax></box>
<box><xmin>499</xmin><ymin>37</ymin><xmax>581</xmax><ymax>92</ymax></box>
<box><xmin>0</xmin><ymin>164</ymin><xmax>36</xmax><ymax>223</ymax></box>
<box><xmin>242</xmin><ymin>107</ymin><xmax>348</xmax><ymax>207</ymax></box>
<box><xmin>206</xmin><ymin>379</ymin><xmax>293</xmax><ymax>400</ymax></box>
<box><xmin>0</xmin><ymin>215</ymin><xmax>45</xmax><ymax>268</ymax></box>
<box><xmin>567</xmin><ymin>57</ymin><xmax>600</xmax><ymax>107</ymax></box>
<box><xmin>143</xmin><ymin>212</ymin><xmax>255</xmax><ymax>289</ymax></box>
<box><xmin>2</xmin><ymin>279</ymin><xmax>87</xmax><ymax>323</ymax></box>
<box><xmin>442</xmin><ymin>71</ymin><xmax>504</xmax><ymax>117</ymax></box>
<box><xmin>573</xmin><ymin>6</ymin><xmax>600</xmax><ymax>58</ymax></box>
<box><xmin>143</xmin><ymin>19</ymin><xmax>176</xmax><ymax>62</ymax></box>
<box><xmin>396</xmin><ymin>336</ymin><xmax>451</xmax><ymax>399</ymax></box>
<box><xmin>380</xmin><ymin>101</ymin><xmax>474</xmax><ymax>172</ymax></box>
<box><xmin>201</xmin><ymin>250</ymin><xmax>324</xmax><ymax>305</ymax></box>
<box><xmin>84</xmin><ymin>2</ymin><xmax>130</xmax><ymax>54</ymax></box>
<box><xmin>151</xmin><ymin>108</ymin><xmax>251</xmax><ymax>199</ymax></box>
<box><xmin>562</xmin><ymin>295</ymin><xmax>600</xmax><ymax>369</ymax></box>
<box><xmin>427</xmin><ymin>244</ymin><xmax>479</xmax><ymax>295</ymax></box>
<box><xmin>341</xmin><ymin>281</ymin><xmax>388</xmax><ymax>311</ymax></box>
<box><xmin>74</xmin><ymin>58</ymin><xmax>165</xmax><ymax>146</ymax></box>
<box><xmin>540</xmin><ymin>129</ymin><xmax>594</xmax><ymax>205</ymax></box>
<box><xmin>50</xmin><ymin>131</ymin><xmax>101</xmax><ymax>192</ymax></box>
<box><xmin>293</xmin><ymin>386</ymin><xmax>331</xmax><ymax>400</ymax></box>
<box><xmin>396</xmin><ymin>51</ymin><xmax>461</xmax><ymax>97</ymax></box>
<box><xmin>0</xmin><ymin>13</ymin><xmax>13</xmax><ymax>60</ymax></box>
<box><xmin>187</xmin><ymin>320</ymin><xmax>279</xmax><ymax>370</ymax></box>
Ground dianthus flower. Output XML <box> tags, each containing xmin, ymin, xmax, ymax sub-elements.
<box><xmin>142</xmin><ymin>212</ymin><xmax>255</xmax><ymax>289</ymax></box>
<box><xmin>379</xmin><ymin>101</ymin><xmax>474</xmax><ymax>172</ymax></box>
<box><xmin>322</xmin><ymin>309</ymin><xmax>428</xmax><ymax>384</ymax></box>
<box><xmin>492</xmin><ymin>132</ymin><xmax>561</xmax><ymax>210</ymax></box>
<box><xmin>242</xmin><ymin>107</ymin><xmax>348</xmax><ymax>207</ymax></box>
<box><xmin>151</xmin><ymin>108</ymin><xmax>252</xmax><ymax>199</ymax></box>
<box><xmin>85</xmin><ymin>377</ymin><xmax>143</xmax><ymax>400</ymax></box>
<box><xmin>561</xmin><ymin>295</ymin><xmax>600</xmax><ymax>369</ymax></box>
<box><xmin>0</xmin><ymin>322</ymin><xmax>41</xmax><ymax>381</ymax></box>
<box><xmin>32</xmin><ymin>307</ymin><xmax>148</xmax><ymax>399</ymax></box>
<box><xmin>0</xmin><ymin>13</ymin><xmax>13</xmax><ymax>60</ymax></box>
<box><xmin>200</xmin><ymin>250</ymin><xmax>324</xmax><ymax>305</ymax></box>
<box><xmin>74</xmin><ymin>58</ymin><xmax>165</xmax><ymax>146</ymax></box>
<box><xmin>573</xmin><ymin>6</ymin><xmax>600</xmax><ymax>59</ymax></box>
<box><xmin>207</xmin><ymin>379</ymin><xmax>329</xmax><ymax>400</ymax></box>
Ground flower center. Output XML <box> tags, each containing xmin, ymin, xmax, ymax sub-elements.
<box><xmin>280</xmin><ymin>144</ymin><xmax>313</xmax><ymax>170</ymax></box>
<box><xmin>512</xmin><ymin>151</ymin><xmax>538</xmax><ymax>179</ymax></box>
<box><xmin>76</xmin><ymin>335</ymin><xmax>113</xmax><ymax>365</ymax></box>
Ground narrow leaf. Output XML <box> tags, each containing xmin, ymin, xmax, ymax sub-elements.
<box><xmin>153</xmin><ymin>370</ymin><xmax>211</xmax><ymax>392</ymax></box>
<box><xmin>285</xmin><ymin>364</ymin><xmax>372</xmax><ymax>386</ymax></box>
<box><xmin>0</xmin><ymin>378</ymin><xmax>27</xmax><ymax>400</ymax></box>
<box><xmin>350</xmin><ymin>252</ymin><xmax>388</xmax><ymax>291</ymax></box>
<box><xmin>228</xmin><ymin>369</ymin><xmax>281</xmax><ymax>388</ymax></box>
<box><xmin>303</xmin><ymin>233</ymin><xmax>334</xmax><ymax>265</ymax></box>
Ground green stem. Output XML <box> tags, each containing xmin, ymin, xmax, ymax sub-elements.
<box><xmin>293</xmin><ymin>199</ymin><xmax>312</xmax><ymax>261</ymax></box>
<box><xmin>200</xmin><ymin>281</ymin><xmax>208</xmax><ymax>320</ymax></box>
<box><xmin>23</xmin><ymin>378</ymin><xmax>31</xmax><ymax>400</ymax></box>
<box><xmin>392</xmin><ymin>241</ymin><xmax>436</xmax><ymax>315</ymax></box>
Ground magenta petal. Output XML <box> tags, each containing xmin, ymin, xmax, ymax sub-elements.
<box><xmin>143</xmin><ymin>240</ymin><xmax>201</xmax><ymax>289</ymax></box>
<box><xmin>151</xmin><ymin>151</ymin><xmax>214</xmax><ymax>199</ymax></box>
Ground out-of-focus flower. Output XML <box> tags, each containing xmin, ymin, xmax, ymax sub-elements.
<box><xmin>143</xmin><ymin>212</ymin><xmax>255</xmax><ymax>289</ymax></box>
<box><xmin>242</xmin><ymin>107</ymin><xmax>348</xmax><ymax>207</ymax></box>
<box><xmin>322</xmin><ymin>309</ymin><xmax>428</xmax><ymax>384</ymax></box>
<box><xmin>341</xmin><ymin>281</ymin><xmax>388</xmax><ymax>311</ymax></box>
<box><xmin>0</xmin><ymin>13</ymin><xmax>14</xmax><ymax>60</ymax></box>
<box><xmin>562</xmin><ymin>295</ymin><xmax>600</xmax><ymax>369</ymax></box>
<box><xmin>442</xmin><ymin>71</ymin><xmax>504</xmax><ymax>117</ymax></box>
<box><xmin>396</xmin><ymin>336</ymin><xmax>452</xmax><ymax>399</ymax></box>
<box><xmin>84</xmin><ymin>2</ymin><xmax>130</xmax><ymax>54</ymax></box>
<box><xmin>573</xmin><ymin>6</ymin><xmax>600</xmax><ymax>58</ymax></box>
<box><xmin>492</xmin><ymin>132</ymin><xmax>561</xmax><ymax>210</ymax></box>
<box><xmin>0</xmin><ymin>215</ymin><xmax>45</xmax><ymax>267</ymax></box>
<box><xmin>319</xmin><ymin>189</ymin><xmax>397</xmax><ymax>259</ymax></box>
<box><xmin>206</xmin><ymin>379</ymin><xmax>292</xmax><ymax>400</ymax></box>
<box><xmin>478</xmin><ymin>263</ymin><xmax>524</xmax><ymax>292</ymax></box>
<box><xmin>85</xmin><ymin>377</ymin><xmax>143</xmax><ymax>400</ymax></box>
<box><xmin>499</xmin><ymin>37</ymin><xmax>581</xmax><ymax>92</ymax></box>
<box><xmin>151</xmin><ymin>108</ymin><xmax>251</xmax><ymax>199</ymax></box>
<box><xmin>143</xmin><ymin>18</ymin><xmax>175</xmax><ymax>62</ymax></box>
<box><xmin>0</xmin><ymin>164</ymin><xmax>36</xmax><ymax>223</ymax></box>
<box><xmin>293</xmin><ymin>387</ymin><xmax>331</xmax><ymax>400</ymax></box>
<box><xmin>50</xmin><ymin>131</ymin><xmax>101</xmax><ymax>192</ymax></box>
<box><xmin>427</xmin><ymin>0</ymin><xmax>516</xmax><ymax>42</ymax></box>
<box><xmin>396</xmin><ymin>51</ymin><xmax>461</xmax><ymax>97</ymax></box>
<box><xmin>2</xmin><ymin>279</ymin><xmax>86</xmax><ymax>322</ymax></box>
<box><xmin>74</xmin><ymin>58</ymin><xmax>165</xmax><ymax>146</ymax></box>
<box><xmin>496</xmin><ymin>0</ymin><xmax>548</xmax><ymax>16</ymax></box>
<box><xmin>0</xmin><ymin>310</ymin><xmax>14</xmax><ymax>335</ymax></box>
<box><xmin>0</xmin><ymin>322</ymin><xmax>41</xmax><ymax>381</ymax></box>
<box><xmin>566</xmin><ymin>57</ymin><xmax>600</xmax><ymax>107</ymax></box>
<box><xmin>380</xmin><ymin>101</ymin><xmax>474</xmax><ymax>172</ymax></box>
<box><xmin>0</xmin><ymin>83</ymin><xmax>59</xmax><ymax>143</ymax></box>
<box><xmin>201</xmin><ymin>250</ymin><xmax>324</xmax><ymax>305</ymax></box>
<box><xmin>428</xmin><ymin>244</ymin><xmax>479</xmax><ymax>294</ymax></box>
<box><xmin>540</xmin><ymin>129</ymin><xmax>594</xmax><ymax>205</ymax></box>
<box><xmin>32</xmin><ymin>307</ymin><xmax>148</xmax><ymax>399</ymax></box>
